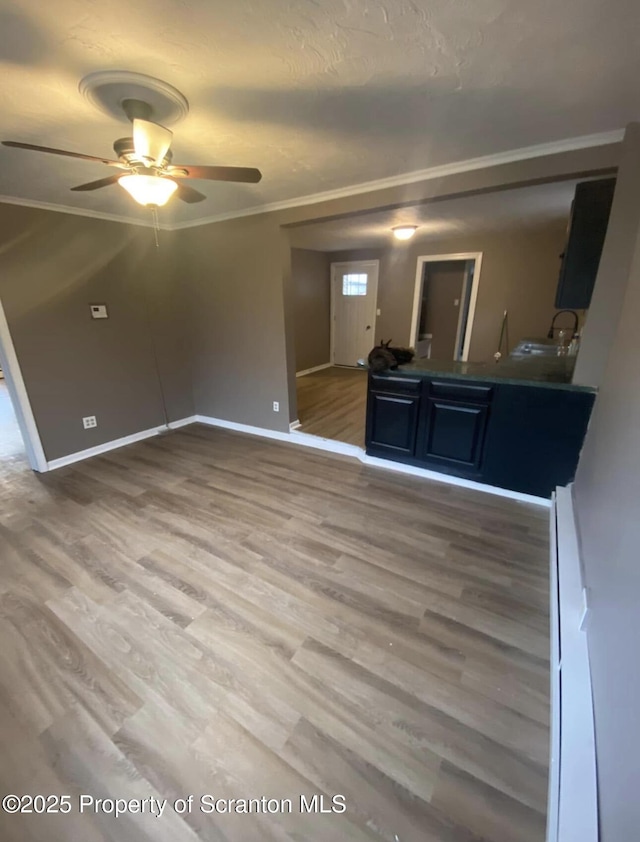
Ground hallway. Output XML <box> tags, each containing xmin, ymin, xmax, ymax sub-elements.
<box><xmin>296</xmin><ymin>367</ymin><xmax>367</xmax><ymax>447</ymax></box>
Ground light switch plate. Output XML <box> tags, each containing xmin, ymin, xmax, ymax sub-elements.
<box><xmin>90</xmin><ymin>304</ymin><xmax>108</xmax><ymax>319</ymax></box>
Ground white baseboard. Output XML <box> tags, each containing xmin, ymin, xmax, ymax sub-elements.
<box><xmin>167</xmin><ymin>415</ymin><xmax>197</xmax><ymax>429</ymax></box>
<box><xmin>46</xmin><ymin>417</ymin><xmax>196</xmax><ymax>470</ymax></box>
<box><xmin>361</xmin><ymin>452</ymin><xmax>550</xmax><ymax>506</ymax></box>
<box><xmin>296</xmin><ymin>363</ymin><xmax>332</xmax><ymax>377</ymax></box>
<box><xmin>195</xmin><ymin>414</ymin><xmax>292</xmax><ymax>443</ymax></box>
<box><xmin>290</xmin><ymin>429</ymin><xmax>364</xmax><ymax>458</ymax></box>
<box><xmin>547</xmin><ymin>484</ymin><xmax>598</xmax><ymax>842</ymax></box>
<box><xmin>289</xmin><ymin>419</ymin><xmax>302</xmax><ymax>431</ymax></box>
<box><xmin>46</xmin><ymin>410</ymin><xmax>550</xmax><ymax>507</ymax></box>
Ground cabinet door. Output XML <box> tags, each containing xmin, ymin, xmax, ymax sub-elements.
<box><xmin>366</xmin><ymin>392</ymin><xmax>420</xmax><ymax>456</ymax></box>
<box><xmin>555</xmin><ymin>178</ymin><xmax>616</xmax><ymax>309</ymax></box>
<box><xmin>420</xmin><ymin>398</ymin><xmax>489</xmax><ymax>471</ymax></box>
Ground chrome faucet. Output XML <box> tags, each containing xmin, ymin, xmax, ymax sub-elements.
<box><xmin>547</xmin><ymin>310</ymin><xmax>579</xmax><ymax>339</ymax></box>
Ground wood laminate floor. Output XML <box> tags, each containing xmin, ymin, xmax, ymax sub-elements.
<box><xmin>296</xmin><ymin>367</ymin><xmax>367</xmax><ymax>447</ymax></box>
<box><xmin>0</xmin><ymin>424</ymin><xmax>550</xmax><ymax>842</ymax></box>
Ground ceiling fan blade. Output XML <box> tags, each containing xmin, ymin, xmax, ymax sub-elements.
<box><xmin>174</xmin><ymin>182</ymin><xmax>206</xmax><ymax>204</ymax></box>
<box><xmin>133</xmin><ymin>119</ymin><xmax>173</xmax><ymax>166</ymax></box>
<box><xmin>70</xmin><ymin>174</ymin><xmax>121</xmax><ymax>192</ymax></box>
<box><xmin>2</xmin><ymin>140</ymin><xmax>119</xmax><ymax>165</ymax></box>
<box><xmin>168</xmin><ymin>164</ymin><xmax>262</xmax><ymax>183</ymax></box>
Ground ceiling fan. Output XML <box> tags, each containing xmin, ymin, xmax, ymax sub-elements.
<box><xmin>2</xmin><ymin>98</ymin><xmax>262</xmax><ymax>207</ymax></box>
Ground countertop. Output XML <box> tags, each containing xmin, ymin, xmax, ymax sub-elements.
<box><xmin>373</xmin><ymin>355</ymin><xmax>596</xmax><ymax>392</ymax></box>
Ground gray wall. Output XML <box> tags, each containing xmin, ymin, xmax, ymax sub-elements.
<box><xmin>574</xmin><ymin>123</ymin><xmax>640</xmax><ymax>387</ymax></box>
<box><xmin>329</xmin><ymin>222</ymin><xmax>566</xmax><ymax>362</ymax></box>
<box><xmin>179</xmin><ymin>214</ymin><xmax>291</xmax><ymax>432</ymax></box>
<box><xmin>572</xmin><ymin>126</ymin><xmax>640</xmax><ymax>841</ymax></box>
<box><xmin>291</xmin><ymin>248</ymin><xmax>331</xmax><ymax>372</ymax></box>
<box><xmin>0</xmin><ymin>204</ymin><xmax>193</xmax><ymax>461</ymax></box>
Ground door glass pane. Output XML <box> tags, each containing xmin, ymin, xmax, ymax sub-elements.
<box><xmin>342</xmin><ymin>273</ymin><xmax>368</xmax><ymax>296</ymax></box>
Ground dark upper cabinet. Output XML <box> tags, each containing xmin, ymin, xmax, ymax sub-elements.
<box><xmin>555</xmin><ymin>178</ymin><xmax>616</xmax><ymax>310</ymax></box>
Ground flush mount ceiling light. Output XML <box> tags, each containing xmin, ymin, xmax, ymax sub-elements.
<box><xmin>392</xmin><ymin>225</ymin><xmax>418</xmax><ymax>240</ymax></box>
<box><xmin>118</xmin><ymin>173</ymin><xmax>178</xmax><ymax>206</ymax></box>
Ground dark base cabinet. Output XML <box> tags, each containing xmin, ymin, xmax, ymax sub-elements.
<box><xmin>418</xmin><ymin>380</ymin><xmax>493</xmax><ymax>476</ymax></box>
<box><xmin>481</xmin><ymin>385</ymin><xmax>595</xmax><ymax>498</ymax></box>
<box><xmin>365</xmin><ymin>372</ymin><xmax>595</xmax><ymax>498</ymax></box>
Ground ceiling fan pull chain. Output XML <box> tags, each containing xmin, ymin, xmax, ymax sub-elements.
<box><xmin>151</xmin><ymin>206</ymin><xmax>160</xmax><ymax>248</ymax></box>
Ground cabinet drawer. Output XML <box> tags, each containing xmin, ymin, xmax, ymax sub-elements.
<box><xmin>428</xmin><ymin>380</ymin><xmax>493</xmax><ymax>403</ymax></box>
<box><xmin>370</xmin><ymin>374</ymin><xmax>422</xmax><ymax>395</ymax></box>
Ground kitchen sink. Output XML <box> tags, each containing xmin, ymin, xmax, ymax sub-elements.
<box><xmin>510</xmin><ymin>338</ymin><xmax>560</xmax><ymax>358</ymax></box>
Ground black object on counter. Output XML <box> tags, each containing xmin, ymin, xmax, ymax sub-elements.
<box><xmin>367</xmin><ymin>339</ymin><xmax>415</xmax><ymax>372</ymax></box>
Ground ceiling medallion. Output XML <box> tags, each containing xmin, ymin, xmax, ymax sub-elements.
<box><xmin>79</xmin><ymin>71</ymin><xmax>189</xmax><ymax>126</ymax></box>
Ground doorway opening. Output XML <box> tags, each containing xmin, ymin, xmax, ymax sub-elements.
<box><xmin>0</xmin><ymin>299</ymin><xmax>48</xmax><ymax>473</ymax></box>
<box><xmin>0</xmin><ymin>370</ymin><xmax>24</xmax><ymax>463</ymax></box>
<box><xmin>410</xmin><ymin>253</ymin><xmax>482</xmax><ymax>361</ymax></box>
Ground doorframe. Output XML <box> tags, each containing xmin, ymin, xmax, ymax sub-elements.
<box><xmin>0</xmin><ymin>298</ymin><xmax>48</xmax><ymax>472</ymax></box>
<box><xmin>410</xmin><ymin>252</ymin><xmax>483</xmax><ymax>362</ymax></box>
<box><xmin>330</xmin><ymin>260</ymin><xmax>379</xmax><ymax>365</ymax></box>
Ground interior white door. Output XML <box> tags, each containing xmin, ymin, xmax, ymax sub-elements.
<box><xmin>331</xmin><ymin>261</ymin><xmax>379</xmax><ymax>366</ymax></box>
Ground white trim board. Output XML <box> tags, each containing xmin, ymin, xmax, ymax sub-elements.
<box><xmin>46</xmin><ymin>417</ymin><xmax>196</xmax><ymax>470</ymax></box>
<box><xmin>296</xmin><ymin>363</ymin><xmax>331</xmax><ymax>377</ymax></box>
<box><xmin>0</xmin><ymin>129</ymin><xmax>623</xmax><ymax>231</ymax></box>
<box><xmin>547</xmin><ymin>484</ymin><xmax>598</xmax><ymax>842</ymax></box>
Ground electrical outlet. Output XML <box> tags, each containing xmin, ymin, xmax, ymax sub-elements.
<box><xmin>82</xmin><ymin>415</ymin><xmax>97</xmax><ymax>429</ymax></box>
<box><xmin>273</xmin><ymin>401</ymin><xmax>280</xmax><ymax>412</ymax></box>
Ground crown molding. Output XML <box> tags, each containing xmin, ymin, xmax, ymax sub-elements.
<box><xmin>169</xmin><ymin>128</ymin><xmax>624</xmax><ymax>230</ymax></box>
<box><xmin>0</xmin><ymin>194</ymin><xmax>170</xmax><ymax>229</ymax></box>
<box><xmin>0</xmin><ymin>128</ymin><xmax>624</xmax><ymax>231</ymax></box>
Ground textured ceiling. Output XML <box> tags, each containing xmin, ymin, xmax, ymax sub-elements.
<box><xmin>0</xmin><ymin>0</ymin><xmax>638</xmax><ymax>224</ymax></box>
<box><xmin>287</xmin><ymin>180</ymin><xmax>577</xmax><ymax>250</ymax></box>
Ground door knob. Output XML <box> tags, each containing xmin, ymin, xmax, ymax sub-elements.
<box><xmin>366</xmin><ymin>325</ymin><xmax>371</xmax><ymax>330</ymax></box>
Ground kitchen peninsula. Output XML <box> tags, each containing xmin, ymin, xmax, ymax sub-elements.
<box><xmin>365</xmin><ymin>355</ymin><xmax>595</xmax><ymax>498</ymax></box>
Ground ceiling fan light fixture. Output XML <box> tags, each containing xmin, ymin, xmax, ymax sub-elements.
<box><xmin>118</xmin><ymin>173</ymin><xmax>178</xmax><ymax>206</ymax></box>
<box><xmin>392</xmin><ymin>225</ymin><xmax>418</xmax><ymax>240</ymax></box>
